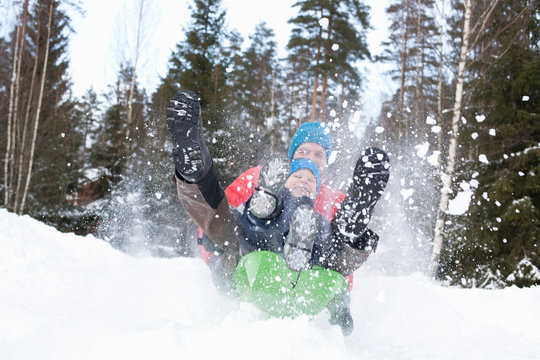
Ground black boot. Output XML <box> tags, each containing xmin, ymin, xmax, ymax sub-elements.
<box><xmin>331</xmin><ymin>147</ymin><xmax>390</xmax><ymax>245</ymax></box>
<box><xmin>166</xmin><ymin>90</ymin><xmax>212</xmax><ymax>183</ymax></box>
<box><xmin>352</xmin><ymin>146</ymin><xmax>390</xmax><ymax>197</ymax></box>
<box><xmin>328</xmin><ymin>290</ymin><xmax>354</xmax><ymax>336</ymax></box>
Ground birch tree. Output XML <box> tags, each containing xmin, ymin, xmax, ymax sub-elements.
<box><xmin>18</xmin><ymin>0</ymin><xmax>53</xmax><ymax>215</ymax></box>
<box><xmin>3</xmin><ymin>2</ymin><xmax>24</xmax><ymax>208</ymax></box>
<box><xmin>430</xmin><ymin>0</ymin><xmax>501</xmax><ymax>275</ymax></box>
<box><xmin>14</xmin><ymin>0</ymin><xmax>38</xmax><ymax>212</ymax></box>
<box><xmin>434</xmin><ymin>0</ymin><xmax>539</xmax><ymax>287</ymax></box>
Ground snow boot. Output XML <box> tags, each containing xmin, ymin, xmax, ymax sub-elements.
<box><xmin>331</xmin><ymin>147</ymin><xmax>390</xmax><ymax>245</ymax></box>
<box><xmin>283</xmin><ymin>204</ymin><xmax>318</xmax><ymax>272</ymax></box>
<box><xmin>248</xmin><ymin>156</ymin><xmax>289</xmax><ymax>219</ymax></box>
<box><xmin>327</xmin><ymin>290</ymin><xmax>354</xmax><ymax>336</ymax></box>
<box><xmin>352</xmin><ymin>147</ymin><xmax>390</xmax><ymax>195</ymax></box>
<box><xmin>166</xmin><ymin>90</ymin><xmax>212</xmax><ymax>183</ymax></box>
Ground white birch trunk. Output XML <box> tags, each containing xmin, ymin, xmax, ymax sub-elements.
<box><xmin>18</xmin><ymin>0</ymin><xmax>54</xmax><ymax>215</ymax></box>
<box><xmin>9</xmin><ymin>1</ymin><xmax>29</xmax><ymax>206</ymax></box>
<box><xmin>430</xmin><ymin>0</ymin><xmax>472</xmax><ymax>275</ymax></box>
<box><xmin>4</xmin><ymin>12</ymin><xmax>22</xmax><ymax>208</ymax></box>
<box><xmin>14</xmin><ymin>11</ymin><xmax>40</xmax><ymax>212</ymax></box>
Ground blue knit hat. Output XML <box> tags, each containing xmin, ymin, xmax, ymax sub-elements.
<box><xmin>288</xmin><ymin>122</ymin><xmax>332</xmax><ymax>163</ymax></box>
<box><xmin>289</xmin><ymin>158</ymin><xmax>321</xmax><ymax>197</ymax></box>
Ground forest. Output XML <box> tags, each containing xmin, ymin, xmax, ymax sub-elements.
<box><xmin>0</xmin><ymin>0</ymin><xmax>538</xmax><ymax>288</ymax></box>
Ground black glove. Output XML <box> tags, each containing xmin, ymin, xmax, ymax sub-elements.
<box><xmin>351</xmin><ymin>228</ymin><xmax>379</xmax><ymax>252</ymax></box>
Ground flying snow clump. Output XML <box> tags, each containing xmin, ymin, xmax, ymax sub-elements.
<box><xmin>427</xmin><ymin>151</ymin><xmax>440</xmax><ymax>166</ymax></box>
<box><xmin>426</xmin><ymin>116</ymin><xmax>436</xmax><ymax>125</ymax></box>
<box><xmin>400</xmin><ymin>188</ymin><xmax>414</xmax><ymax>200</ymax></box>
<box><xmin>479</xmin><ymin>154</ymin><xmax>489</xmax><ymax>164</ymax></box>
<box><xmin>448</xmin><ymin>190</ymin><xmax>473</xmax><ymax>215</ymax></box>
<box><xmin>328</xmin><ymin>151</ymin><xmax>337</xmax><ymax>165</ymax></box>
<box><xmin>415</xmin><ymin>142</ymin><xmax>429</xmax><ymax>158</ymax></box>
<box><xmin>475</xmin><ymin>114</ymin><xmax>486</xmax><ymax>123</ymax></box>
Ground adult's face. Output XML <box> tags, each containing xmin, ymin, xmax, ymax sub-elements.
<box><xmin>292</xmin><ymin>142</ymin><xmax>327</xmax><ymax>175</ymax></box>
<box><xmin>284</xmin><ymin>168</ymin><xmax>317</xmax><ymax>198</ymax></box>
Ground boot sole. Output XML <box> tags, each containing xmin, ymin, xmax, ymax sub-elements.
<box><xmin>166</xmin><ymin>91</ymin><xmax>206</xmax><ymax>179</ymax></box>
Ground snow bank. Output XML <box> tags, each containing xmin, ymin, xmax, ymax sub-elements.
<box><xmin>1</xmin><ymin>209</ymin><xmax>539</xmax><ymax>359</ymax></box>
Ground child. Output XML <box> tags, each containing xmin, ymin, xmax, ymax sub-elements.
<box><xmin>240</xmin><ymin>158</ymin><xmax>338</xmax><ymax>272</ymax></box>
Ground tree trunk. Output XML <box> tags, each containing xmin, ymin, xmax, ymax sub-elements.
<box><xmin>415</xmin><ymin>0</ymin><xmax>423</xmax><ymax>136</ymax></box>
<box><xmin>18</xmin><ymin>0</ymin><xmax>54</xmax><ymax>215</ymax></box>
<box><xmin>124</xmin><ymin>0</ymin><xmax>145</xmax><ymax>161</ymax></box>
<box><xmin>437</xmin><ymin>0</ymin><xmax>445</xmax><ymax>151</ymax></box>
<box><xmin>320</xmin><ymin>18</ymin><xmax>332</xmax><ymax>122</ymax></box>
<box><xmin>9</xmin><ymin>3</ymin><xmax>31</xmax><ymax>200</ymax></box>
<box><xmin>430</xmin><ymin>0</ymin><xmax>472</xmax><ymax>275</ymax></box>
<box><xmin>14</xmin><ymin>4</ymin><xmax>39</xmax><ymax>212</ymax></box>
<box><xmin>270</xmin><ymin>68</ymin><xmax>276</xmax><ymax>150</ymax></box>
<box><xmin>310</xmin><ymin>22</ymin><xmax>323</xmax><ymax>123</ymax></box>
<box><xmin>4</xmin><ymin>9</ymin><xmax>24</xmax><ymax>208</ymax></box>
<box><xmin>398</xmin><ymin>8</ymin><xmax>409</xmax><ymax>139</ymax></box>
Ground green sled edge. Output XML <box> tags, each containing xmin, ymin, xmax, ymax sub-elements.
<box><xmin>233</xmin><ymin>251</ymin><xmax>347</xmax><ymax>318</ymax></box>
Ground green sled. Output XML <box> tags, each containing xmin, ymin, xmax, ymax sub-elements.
<box><xmin>233</xmin><ymin>251</ymin><xmax>347</xmax><ymax>318</ymax></box>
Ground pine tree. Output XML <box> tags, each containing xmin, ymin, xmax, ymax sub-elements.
<box><xmin>282</xmin><ymin>46</ymin><xmax>313</xmax><ymax>132</ymax></box>
<box><xmin>0</xmin><ymin>0</ymin><xmax>85</xmax><ymax>226</ymax></box>
<box><xmin>91</xmin><ymin>65</ymin><xmax>145</xmax><ymax>178</ymax></box>
<box><xmin>223</xmin><ymin>22</ymin><xmax>286</xmax><ymax>176</ymax></box>
<box><xmin>287</xmin><ymin>0</ymin><xmax>371</xmax><ymax>124</ymax></box>
<box><xmin>154</xmin><ymin>0</ymin><xmax>236</xmax><ymax>183</ymax></box>
<box><xmin>438</xmin><ymin>0</ymin><xmax>540</xmax><ymax>287</ymax></box>
<box><xmin>381</xmin><ymin>0</ymin><xmax>440</xmax><ymax>142</ymax></box>
<box><xmin>375</xmin><ymin>0</ymin><xmax>443</xmax><ymax>259</ymax></box>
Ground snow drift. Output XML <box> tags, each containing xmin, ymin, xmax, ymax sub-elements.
<box><xmin>1</xmin><ymin>209</ymin><xmax>539</xmax><ymax>359</ymax></box>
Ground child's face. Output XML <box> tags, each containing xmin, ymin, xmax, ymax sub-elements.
<box><xmin>284</xmin><ymin>168</ymin><xmax>317</xmax><ymax>198</ymax></box>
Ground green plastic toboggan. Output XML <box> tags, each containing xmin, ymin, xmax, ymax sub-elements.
<box><xmin>233</xmin><ymin>251</ymin><xmax>347</xmax><ymax>317</ymax></box>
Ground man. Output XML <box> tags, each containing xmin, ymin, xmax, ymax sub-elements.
<box><xmin>168</xmin><ymin>90</ymin><xmax>390</xmax><ymax>334</ymax></box>
<box><xmin>202</xmin><ymin>116</ymin><xmax>389</xmax><ymax>280</ymax></box>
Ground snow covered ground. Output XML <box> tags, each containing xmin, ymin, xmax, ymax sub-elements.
<box><xmin>1</xmin><ymin>208</ymin><xmax>539</xmax><ymax>360</ymax></box>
